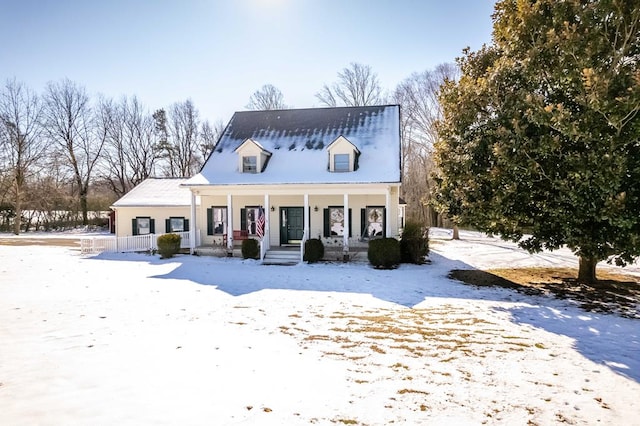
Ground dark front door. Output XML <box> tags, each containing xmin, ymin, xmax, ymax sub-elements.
<box><xmin>279</xmin><ymin>207</ymin><xmax>304</xmax><ymax>245</ymax></box>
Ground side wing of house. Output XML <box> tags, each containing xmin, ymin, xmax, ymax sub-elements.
<box><xmin>110</xmin><ymin>178</ymin><xmax>196</xmax><ymax>238</ymax></box>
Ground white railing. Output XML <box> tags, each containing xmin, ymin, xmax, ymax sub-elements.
<box><xmin>80</xmin><ymin>231</ymin><xmax>193</xmax><ymax>255</ymax></box>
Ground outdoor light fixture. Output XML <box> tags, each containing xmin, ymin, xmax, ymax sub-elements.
<box><xmin>314</xmin><ymin>205</ymin><xmax>318</xmax><ymax>212</ymax></box>
<box><xmin>271</xmin><ymin>206</ymin><xmax>275</xmax><ymax>212</ymax></box>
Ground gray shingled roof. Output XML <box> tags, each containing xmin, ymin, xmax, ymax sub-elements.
<box><xmin>187</xmin><ymin>105</ymin><xmax>401</xmax><ymax>186</ymax></box>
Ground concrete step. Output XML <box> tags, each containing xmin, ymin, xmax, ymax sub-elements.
<box><xmin>263</xmin><ymin>249</ymin><xmax>301</xmax><ymax>265</ymax></box>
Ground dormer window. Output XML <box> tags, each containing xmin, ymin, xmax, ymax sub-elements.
<box><xmin>243</xmin><ymin>156</ymin><xmax>257</xmax><ymax>173</ymax></box>
<box><xmin>235</xmin><ymin>138</ymin><xmax>271</xmax><ymax>174</ymax></box>
<box><xmin>334</xmin><ymin>154</ymin><xmax>350</xmax><ymax>172</ymax></box>
<box><xmin>327</xmin><ymin>135</ymin><xmax>360</xmax><ymax>173</ymax></box>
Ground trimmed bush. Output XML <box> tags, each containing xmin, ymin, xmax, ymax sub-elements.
<box><xmin>241</xmin><ymin>238</ymin><xmax>260</xmax><ymax>259</ymax></box>
<box><xmin>157</xmin><ymin>233</ymin><xmax>181</xmax><ymax>259</ymax></box>
<box><xmin>400</xmin><ymin>221</ymin><xmax>429</xmax><ymax>264</ymax></box>
<box><xmin>368</xmin><ymin>238</ymin><xmax>401</xmax><ymax>269</ymax></box>
<box><xmin>303</xmin><ymin>238</ymin><xmax>325</xmax><ymax>263</ymax></box>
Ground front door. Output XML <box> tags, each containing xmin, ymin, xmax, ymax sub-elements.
<box><xmin>279</xmin><ymin>207</ymin><xmax>304</xmax><ymax>245</ymax></box>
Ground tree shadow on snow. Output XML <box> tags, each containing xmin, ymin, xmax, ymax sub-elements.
<box><xmin>501</xmin><ymin>304</ymin><xmax>639</xmax><ymax>382</ymax></box>
<box><xmin>85</xmin><ymin>250</ymin><xmax>640</xmax><ymax>383</ymax></box>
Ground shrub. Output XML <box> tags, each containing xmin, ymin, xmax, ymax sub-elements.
<box><xmin>303</xmin><ymin>238</ymin><xmax>325</xmax><ymax>263</ymax></box>
<box><xmin>368</xmin><ymin>238</ymin><xmax>401</xmax><ymax>269</ymax></box>
<box><xmin>400</xmin><ymin>221</ymin><xmax>429</xmax><ymax>264</ymax></box>
<box><xmin>157</xmin><ymin>233</ymin><xmax>181</xmax><ymax>259</ymax></box>
<box><xmin>241</xmin><ymin>238</ymin><xmax>260</xmax><ymax>259</ymax></box>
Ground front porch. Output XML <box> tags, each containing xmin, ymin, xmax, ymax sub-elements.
<box><xmin>186</xmin><ymin>186</ymin><xmax>401</xmax><ymax>263</ymax></box>
<box><xmin>193</xmin><ymin>241</ymin><xmax>369</xmax><ymax>264</ymax></box>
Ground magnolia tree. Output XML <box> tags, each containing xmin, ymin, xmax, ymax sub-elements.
<box><xmin>434</xmin><ymin>0</ymin><xmax>640</xmax><ymax>283</ymax></box>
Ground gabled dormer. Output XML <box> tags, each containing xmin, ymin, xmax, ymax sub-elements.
<box><xmin>234</xmin><ymin>138</ymin><xmax>272</xmax><ymax>173</ymax></box>
<box><xmin>327</xmin><ymin>135</ymin><xmax>360</xmax><ymax>172</ymax></box>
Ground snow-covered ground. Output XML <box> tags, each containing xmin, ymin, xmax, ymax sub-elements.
<box><xmin>1</xmin><ymin>230</ymin><xmax>639</xmax><ymax>425</ymax></box>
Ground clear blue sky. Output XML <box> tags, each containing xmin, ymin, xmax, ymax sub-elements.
<box><xmin>1</xmin><ymin>0</ymin><xmax>496</xmax><ymax>123</ymax></box>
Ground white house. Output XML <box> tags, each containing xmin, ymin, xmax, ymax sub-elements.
<box><xmin>182</xmin><ymin>105</ymin><xmax>402</xmax><ymax>261</ymax></box>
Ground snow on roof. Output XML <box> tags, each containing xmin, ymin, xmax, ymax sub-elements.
<box><xmin>111</xmin><ymin>178</ymin><xmax>192</xmax><ymax>207</ymax></box>
<box><xmin>186</xmin><ymin>105</ymin><xmax>401</xmax><ymax>186</ymax></box>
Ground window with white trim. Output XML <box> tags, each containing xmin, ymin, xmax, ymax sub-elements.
<box><xmin>212</xmin><ymin>207</ymin><xmax>226</xmax><ymax>234</ymax></box>
<box><xmin>242</xmin><ymin>156</ymin><xmax>257</xmax><ymax>173</ymax></box>
<box><xmin>169</xmin><ymin>217</ymin><xmax>185</xmax><ymax>232</ymax></box>
<box><xmin>136</xmin><ymin>217</ymin><xmax>150</xmax><ymax>235</ymax></box>
<box><xmin>333</xmin><ymin>154</ymin><xmax>350</xmax><ymax>172</ymax></box>
<box><xmin>323</xmin><ymin>207</ymin><xmax>352</xmax><ymax>237</ymax></box>
<box><xmin>329</xmin><ymin>207</ymin><xmax>345</xmax><ymax>236</ymax></box>
<box><xmin>365</xmin><ymin>207</ymin><xmax>384</xmax><ymax>238</ymax></box>
<box><xmin>243</xmin><ymin>206</ymin><xmax>261</xmax><ymax>235</ymax></box>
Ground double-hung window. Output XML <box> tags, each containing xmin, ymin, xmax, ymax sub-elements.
<box><xmin>364</xmin><ymin>207</ymin><xmax>384</xmax><ymax>238</ymax></box>
<box><xmin>207</xmin><ymin>207</ymin><xmax>227</xmax><ymax>235</ymax></box>
<box><xmin>333</xmin><ymin>154</ymin><xmax>350</xmax><ymax>172</ymax></box>
<box><xmin>133</xmin><ymin>216</ymin><xmax>154</xmax><ymax>235</ymax></box>
<box><xmin>242</xmin><ymin>206</ymin><xmax>261</xmax><ymax>235</ymax></box>
<box><xmin>329</xmin><ymin>207</ymin><xmax>345</xmax><ymax>236</ymax></box>
<box><xmin>168</xmin><ymin>217</ymin><xmax>185</xmax><ymax>232</ymax></box>
<box><xmin>213</xmin><ymin>207</ymin><xmax>226</xmax><ymax>234</ymax></box>
<box><xmin>323</xmin><ymin>207</ymin><xmax>352</xmax><ymax>237</ymax></box>
<box><xmin>137</xmin><ymin>217</ymin><xmax>150</xmax><ymax>235</ymax></box>
<box><xmin>243</xmin><ymin>156</ymin><xmax>257</xmax><ymax>173</ymax></box>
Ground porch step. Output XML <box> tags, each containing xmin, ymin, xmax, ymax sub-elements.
<box><xmin>263</xmin><ymin>249</ymin><xmax>301</xmax><ymax>266</ymax></box>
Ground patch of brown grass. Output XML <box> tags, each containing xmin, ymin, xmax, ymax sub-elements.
<box><xmin>0</xmin><ymin>237</ymin><xmax>80</xmax><ymax>247</ymax></box>
<box><xmin>333</xmin><ymin>419</ymin><xmax>358</xmax><ymax>425</ymax></box>
<box><xmin>370</xmin><ymin>344</ymin><xmax>386</xmax><ymax>354</ymax></box>
<box><xmin>397</xmin><ymin>388</ymin><xmax>429</xmax><ymax>395</ymax></box>
<box><xmin>450</xmin><ymin>268</ymin><xmax>640</xmax><ymax>319</ymax></box>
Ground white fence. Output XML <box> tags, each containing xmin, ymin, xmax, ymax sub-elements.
<box><xmin>80</xmin><ymin>231</ymin><xmax>193</xmax><ymax>255</ymax></box>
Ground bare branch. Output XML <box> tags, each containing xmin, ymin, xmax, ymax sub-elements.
<box><xmin>246</xmin><ymin>84</ymin><xmax>287</xmax><ymax>110</ymax></box>
<box><xmin>316</xmin><ymin>63</ymin><xmax>384</xmax><ymax>107</ymax></box>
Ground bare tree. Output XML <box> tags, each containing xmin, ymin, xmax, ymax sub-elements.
<box><xmin>97</xmin><ymin>96</ymin><xmax>159</xmax><ymax>197</ymax></box>
<box><xmin>0</xmin><ymin>79</ymin><xmax>45</xmax><ymax>234</ymax></box>
<box><xmin>42</xmin><ymin>79</ymin><xmax>105</xmax><ymax>225</ymax></box>
<box><xmin>246</xmin><ymin>84</ymin><xmax>287</xmax><ymax>110</ymax></box>
<box><xmin>156</xmin><ymin>99</ymin><xmax>201</xmax><ymax>177</ymax></box>
<box><xmin>199</xmin><ymin>119</ymin><xmax>224</xmax><ymax>165</ymax></box>
<box><xmin>26</xmin><ymin>154</ymin><xmax>75</xmax><ymax>231</ymax></box>
<box><xmin>392</xmin><ymin>63</ymin><xmax>459</xmax><ymax>227</ymax></box>
<box><xmin>316</xmin><ymin>63</ymin><xmax>384</xmax><ymax>107</ymax></box>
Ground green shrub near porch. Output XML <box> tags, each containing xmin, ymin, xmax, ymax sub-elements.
<box><xmin>242</xmin><ymin>238</ymin><xmax>260</xmax><ymax>259</ymax></box>
<box><xmin>400</xmin><ymin>221</ymin><xmax>429</xmax><ymax>264</ymax></box>
<box><xmin>304</xmin><ymin>238</ymin><xmax>324</xmax><ymax>263</ymax></box>
<box><xmin>157</xmin><ymin>233</ymin><xmax>181</xmax><ymax>259</ymax></box>
<box><xmin>368</xmin><ymin>238</ymin><xmax>400</xmax><ymax>269</ymax></box>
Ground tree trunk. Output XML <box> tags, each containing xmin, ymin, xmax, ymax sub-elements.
<box><xmin>13</xmin><ymin>189</ymin><xmax>21</xmax><ymax>235</ymax></box>
<box><xmin>80</xmin><ymin>189</ymin><xmax>89</xmax><ymax>226</ymax></box>
<box><xmin>578</xmin><ymin>256</ymin><xmax>597</xmax><ymax>283</ymax></box>
<box><xmin>452</xmin><ymin>224</ymin><xmax>460</xmax><ymax>240</ymax></box>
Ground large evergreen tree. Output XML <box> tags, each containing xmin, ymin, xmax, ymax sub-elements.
<box><xmin>434</xmin><ymin>0</ymin><xmax>640</xmax><ymax>283</ymax></box>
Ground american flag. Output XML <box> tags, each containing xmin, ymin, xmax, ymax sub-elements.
<box><xmin>256</xmin><ymin>207</ymin><xmax>265</xmax><ymax>240</ymax></box>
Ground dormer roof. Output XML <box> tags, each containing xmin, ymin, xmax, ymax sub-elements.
<box><xmin>326</xmin><ymin>135</ymin><xmax>360</xmax><ymax>154</ymax></box>
<box><xmin>234</xmin><ymin>137</ymin><xmax>272</xmax><ymax>155</ymax></box>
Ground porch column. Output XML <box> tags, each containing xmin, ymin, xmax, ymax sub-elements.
<box><xmin>303</xmin><ymin>193</ymin><xmax>310</xmax><ymax>240</ymax></box>
<box><xmin>264</xmin><ymin>193</ymin><xmax>270</xmax><ymax>250</ymax></box>
<box><xmin>189</xmin><ymin>191</ymin><xmax>197</xmax><ymax>254</ymax></box>
<box><xmin>343</xmin><ymin>193</ymin><xmax>349</xmax><ymax>252</ymax></box>
<box><xmin>301</xmin><ymin>194</ymin><xmax>310</xmax><ymax>262</ymax></box>
<box><xmin>227</xmin><ymin>194</ymin><xmax>233</xmax><ymax>250</ymax></box>
<box><xmin>385</xmin><ymin>187</ymin><xmax>391</xmax><ymax>237</ymax></box>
